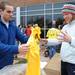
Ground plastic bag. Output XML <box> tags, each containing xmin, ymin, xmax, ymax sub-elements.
<box><xmin>0</xmin><ymin>64</ymin><xmax>27</xmax><ymax>75</ymax></box>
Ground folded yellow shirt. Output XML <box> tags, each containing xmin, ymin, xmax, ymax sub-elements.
<box><xmin>25</xmin><ymin>26</ymin><xmax>41</xmax><ymax>75</ymax></box>
<box><xmin>46</xmin><ymin>28</ymin><xmax>61</xmax><ymax>39</ymax></box>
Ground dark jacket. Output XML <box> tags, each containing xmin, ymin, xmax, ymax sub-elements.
<box><xmin>0</xmin><ymin>18</ymin><xmax>28</xmax><ymax>69</ymax></box>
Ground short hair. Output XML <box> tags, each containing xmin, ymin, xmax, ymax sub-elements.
<box><xmin>0</xmin><ymin>1</ymin><xmax>12</xmax><ymax>11</ymax></box>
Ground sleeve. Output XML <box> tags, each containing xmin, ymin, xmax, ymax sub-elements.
<box><xmin>0</xmin><ymin>41</ymin><xmax>19</xmax><ymax>54</ymax></box>
<box><xmin>15</xmin><ymin>26</ymin><xmax>29</xmax><ymax>43</ymax></box>
<box><xmin>47</xmin><ymin>39</ymin><xmax>61</xmax><ymax>46</ymax></box>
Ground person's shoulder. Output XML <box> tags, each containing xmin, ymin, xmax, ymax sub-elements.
<box><xmin>9</xmin><ymin>20</ymin><xmax>18</xmax><ymax>31</ymax></box>
<box><xmin>10</xmin><ymin>20</ymin><xmax>15</xmax><ymax>24</ymax></box>
<box><xmin>9</xmin><ymin>20</ymin><xmax>16</xmax><ymax>26</ymax></box>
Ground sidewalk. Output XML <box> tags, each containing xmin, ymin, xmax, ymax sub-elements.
<box><xmin>40</xmin><ymin>56</ymin><xmax>49</xmax><ymax>75</ymax></box>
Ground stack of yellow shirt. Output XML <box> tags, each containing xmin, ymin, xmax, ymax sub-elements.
<box><xmin>46</xmin><ymin>28</ymin><xmax>61</xmax><ymax>39</ymax></box>
<box><xmin>25</xmin><ymin>26</ymin><xmax>41</xmax><ymax>75</ymax></box>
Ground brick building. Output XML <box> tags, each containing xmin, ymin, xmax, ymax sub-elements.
<box><xmin>0</xmin><ymin>0</ymin><xmax>73</xmax><ymax>7</ymax></box>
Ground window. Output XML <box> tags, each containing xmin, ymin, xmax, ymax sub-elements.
<box><xmin>20</xmin><ymin>16</ymin><xmax>26</xmax><ymax>27</ymax></box>
<box><xmin>27</xmin><ymin>4</ymin><xmax>44</xmax><ymax>11</ymax></box>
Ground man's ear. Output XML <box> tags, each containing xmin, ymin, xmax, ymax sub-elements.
<box><xmin>0</xmin><ymin>9</ymin><xmax>1</xmax><ymax>11</ymax></box>
<box><xmin>0</xmin><ymin>9</ymin><xmax>3</xmax><ymax>15</ymax></box>
<box><xmin>0</xmin><ymin>9</ymin><xmax>4</xmax><ymax>15</ymax></box>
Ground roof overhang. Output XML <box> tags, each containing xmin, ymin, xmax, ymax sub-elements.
<box><xmin>0</xmin><ymin>0</ymin><xmax>74</xmax><ymax>7</ymax></box>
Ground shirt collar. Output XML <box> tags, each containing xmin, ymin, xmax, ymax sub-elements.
<box><xmin>1</xmin><ymin>16</ymin><xmax>9</xmax><ymax>28</ymax></box>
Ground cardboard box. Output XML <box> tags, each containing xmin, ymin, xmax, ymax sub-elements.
<box><xmin>44</xmin><ymin>53</ymin><xmax>61</xmax><ymax>75</ymax></box>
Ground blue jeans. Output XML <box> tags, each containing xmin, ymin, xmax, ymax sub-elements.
<box><xmin>47</xmin><ymin>46</ymin><xmax>56</xmax><ymax>58</ymax></box>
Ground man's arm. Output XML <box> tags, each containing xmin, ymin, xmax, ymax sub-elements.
<box><xmin>0</xmin><ymin>41</ymin><xmax>18</xmax><ymax>54</ymax></box>
<box><xmin>15</xmin><ymin>26</ymin><xmax>28</xmax><ymax>43</ymax></box>
<box><xmin>0</xmin><ymin>41</ymin><xmax>29</xmax><ymax>55</ymax></box>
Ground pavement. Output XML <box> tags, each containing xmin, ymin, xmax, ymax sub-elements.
<box><xmin>40</xmin><ymin>55</ymin><xmax>49</xmax><ymax>75</ymax></box>
<box><xmin>14</xmin><ymin>53</ymin><xmax>49</xmax><ymax>75</ymax></box>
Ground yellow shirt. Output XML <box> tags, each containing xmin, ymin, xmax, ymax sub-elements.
<box><xmin>46</xmin><ymin>28</ymin><xmax>61</xmax><ymax>39</ymax></box>
<box><xmin>25</xmin><ymin>26</ymin><xmax>41</xmax><ymax>75</ymax></box>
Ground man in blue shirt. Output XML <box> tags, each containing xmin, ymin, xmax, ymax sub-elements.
<box><xmin>0</xmin><ymin>1</ymin><xmax>29</xmax><ymax>69</ymax></box>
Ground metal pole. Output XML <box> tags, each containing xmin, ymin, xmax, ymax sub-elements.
<box><xmin>44</xmin><ymin>4</ymin><xmax>46</xmax><ymax>38</ymax></box>
<box><xmin>16</xmin><ymin>7</ymin><xmax>20</xmax><ymax>26</ymax></box>
<box><xmin>25</xmin><ymin>6</ymin><xmax>27</xmax><ymax>27</ymax></box>
<box><xmin>52</xmin><ymin>3</ymin><xmax>54</xmax><ymax>27</ymax></box>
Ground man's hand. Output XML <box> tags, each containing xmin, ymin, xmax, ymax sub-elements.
<box><xmin>40</xmin><ymin>39</ymin><xmax>48</xmax><ymax>54</ymax></box>
<box><xmin>40</xmin><ymin>39</ymin><xmax>48</xmax><ymax>44</ymax></box>
<box><xmin>18</xmin><ymin>44</ymin><xmax>29</xmax><ymax>55</ymax></box>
